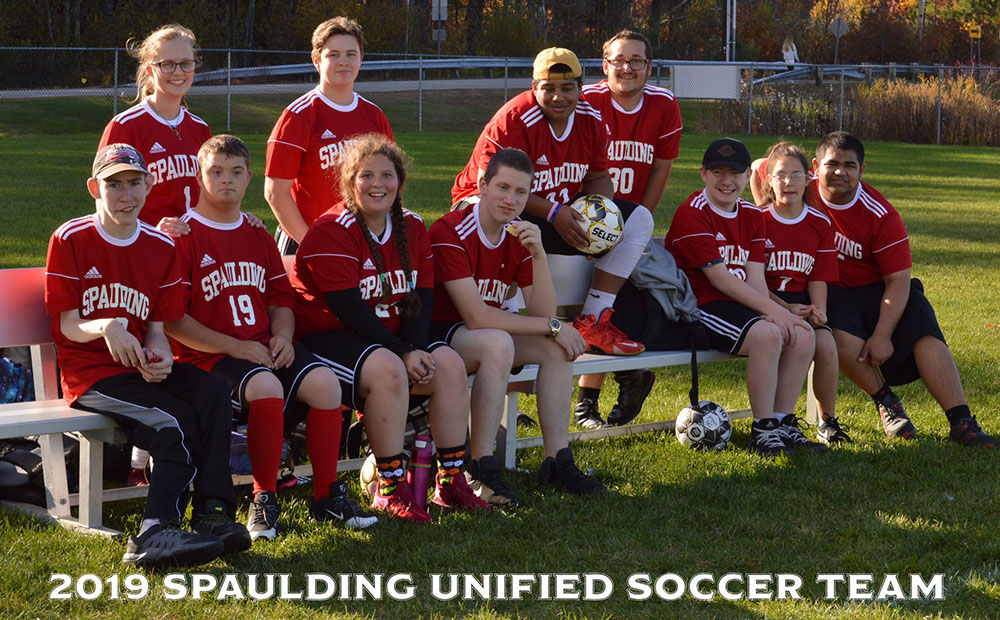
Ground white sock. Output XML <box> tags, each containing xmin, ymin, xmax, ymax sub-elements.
<box><xmin>773</xmin><ymin>413</ymin><xmax>788</xmax><ymax>423</ymax></box>
<box><xmin>139</xmin><ymin>518</ymin><xmax>161</xmax><ymax>535</ymax></box>
<box><xmin>131</xmin><ymin>446</ymin><xmax>150</xmax><ymax>469</ymax></box>
<box><xmin>581</xmin><ymin>288</ymin><xmax>616</xmax><ymax>317</ymax></box>
<box><xmin>593</xmin><ymin>205</ymin><xmax>653</xmax><ymax>278</ymax></box>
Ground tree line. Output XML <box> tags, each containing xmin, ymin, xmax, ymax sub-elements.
<box><xmin>1</xmin><ymin>0</ymin><xmax>996</xmax><ymax>64</ymax></box>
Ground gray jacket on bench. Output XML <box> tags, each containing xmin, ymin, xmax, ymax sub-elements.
<box><xmin>629</xmin><ymin>242</ymin><xmax>701</xmax><ymax>323</ymax></box>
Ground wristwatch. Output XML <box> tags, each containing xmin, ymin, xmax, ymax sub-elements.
<box><xmin>547</xmin><ymin>317</ymin><xmax>562</xmax><ymax>338</ymax></box>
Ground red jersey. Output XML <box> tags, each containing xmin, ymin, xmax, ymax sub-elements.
<box><xmin>171</xmin><ymin>211</ymin><xmax>296</xmax><ymax>371</ymax></box>
<box><xmin>806</xmin><ymin>180</ymin><xmax>911</xmax><ymax>287</ymax></box>
<box><xmin>45</xmin><ymin>216</ymin><xmax>185</xmax><ymax>403</ymax></box>
<box><xmin>429</xmin><ymin>204</ymin><xmax>534</xmax><ymax>322</ymax></box>
<box><xmin>665</xmin><ymin>191</ymin><xmax>766</xmax><ymax>305</ymax></box>
<box><xmin>581</xmin><ymin>81</ymin><xmax>682</xmax><ymax>204</ymax></box>
<box><xmin>451</xmin><ymin>90</ymin><xmax>610</xmax><ymax>205</ymax></box>
<box><xmin>99</xmin><ymin>101</ymin><xmax>211</xmax><ymax>225</ymax></box>
<box><xmin>266</xmin><ymin>89</ymin><xmax>394</xmax><ymax>228</ymax></box>
<box><xmin>290</xmin><ymin>206</ymin><xmax>434</xmax><ymax>337</ymax></box>
<box><xmin>761</xmin><ymin>204</ymin><xmax>839</xmax><ymax>293</ymax></box>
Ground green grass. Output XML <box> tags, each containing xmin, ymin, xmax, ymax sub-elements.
<box><xmin>2</xmin><ymin>132</ymin><xmax>1000</xmax><ymax>619</ymax></box>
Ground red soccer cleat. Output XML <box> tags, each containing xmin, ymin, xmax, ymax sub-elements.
<box><xmin>573</xmin><ymin>308</ymin><xmax>645</xmax><ymax>355</ymax></box>
<box><xmin>370</xmin><ymin>479</ymin><xmax>433</xmax><ymax>523</ymax></box>
<box><xmin>431</xmin><ymin>472</ymin><xmax>492</xmax><ymax>511</ymax></box>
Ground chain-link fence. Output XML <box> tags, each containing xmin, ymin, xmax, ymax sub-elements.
<box><xmin>2</xmin><ymin>47</ymin><xmax>999</xmax><ymax>146</ymax></box>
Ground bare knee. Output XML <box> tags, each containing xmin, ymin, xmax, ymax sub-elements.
<box><xmin>360</xmin><ymin>348</ymin><xmax>408</xmax><ymax>396</ymax></box>
<box><xmin>465</xmin><ymin>329</ymin><xmax>515</xmax><ymax>374</ymax></box>
<box><xmin>743</xmin><ymin>321</ymin><xmax>782</xmax><ymax>356</ymax></box>
<box><xmin>244</xmin><ymin>370</ymin><xmax>283</xmax><ymax>402</ymax></box>
<box><xmin>297</xmin><ymin>365</ymin><xmax>342</xmax><ymax>409</ymax></box>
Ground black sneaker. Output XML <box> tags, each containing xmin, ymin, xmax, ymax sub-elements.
<box><xmin>122</xmin><ymin>522</ymin><xmax>223</xmax><ymax>568</ymax></box>
<box><xmin>539</xmin><ymin>447</ymin><xmax>607</xmax><ymax>495</ymax></box>
<box><xmin>608</xmin><ymin>369</ymin><xmax>655</xmax><ymax>426</ymax></box>
<box><xmin>949</xmin><ymin>416</ymin><xmax>996</xmax><ymax>448</ymax></box>
<box><xmin>310</xmin><ymin>481</ymin><xmax>379</xmax><ymax>529</ymax></box>
<box><xmin>749</xmin><ymin>418</ymin><xmax>794</xmax><ymax>457</ymax></box>
<box><xmin>876</xmin><ymin>394</ymin><xmax>917</xmax><ymax>439</ymax></box>
<box><xmin>467</xmin><ymin>455</ymin><xmax>521</xmax><ymax>507</ymax></box>
<box><xmin>191</xmin><ymin>501</ymin><xmax>252</xmax><ymax>555</ymax></box>
<box><xmin>817</xmin><ymin>416</ymin><xmax>853</xmax><ymax>444</ymax></box>
<box><xmin>574</xmin><ymin>398</ymin><xmax>609</xmax><ymax>430</ymax></box>
<box><xmin>246</xmin><ymin>491</ymin><xmax>280</xmax><ymax>541</ymax></box>
<box><xmin>776</xmin><ymin>415</ymin><xmax>827</xmax><ymax>451</ymax></box>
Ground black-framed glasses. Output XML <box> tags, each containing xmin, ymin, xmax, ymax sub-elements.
<box><xmin>606</xmin><ymin>58</ymin><xmax>649</xmax><ymax>71</ymax></box>
<box><xmin>153</xmin><ymin>59</ymin><xmax>197</xmax><ymax>74</ymax></box>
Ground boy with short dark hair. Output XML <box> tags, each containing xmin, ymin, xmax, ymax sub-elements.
<box><xmin>665</xmin><ymin>138</ymin><xmax>820</xmax><ymax>456</ymax></box>
<box><xmin>45</xmin><ymin>143</ymin><xmax>249</xmax><ymax>568</ymax></box>
<box><xmin>807</xmin><ymin>131</ymin><xmax>994</xmax><ymax>446</ymax></box>
<box><xmin>166</xmin><ymin>135</ymin><xmax>376</xmax><ymax>540</ymax></box>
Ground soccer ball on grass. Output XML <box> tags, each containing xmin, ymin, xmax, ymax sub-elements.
<box><xmin>675</xmin><ymin>400</ymin><xmax>732</xmax><ymax>451</ymax></box>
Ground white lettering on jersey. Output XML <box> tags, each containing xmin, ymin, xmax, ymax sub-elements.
<box><xmin>477</xmin><ymin>278</ymin><xmax>511</xmax><ymax>306</ymax></box>
<box><xmin>201</xmin><ymin>261</ymin><xmax>268</xmax><ymax>301</ymax></box>
<box><xmin>318</xmin><ymin>137</ymin><xmax>362</xmax><ymax>170</ymax></box>
<box><xmin>719</xmin><ymin>244</ymin><xmax>750</xmax><ymax>266</ymax></box>
<box><xmin>530</xmin><ymin>162</ymin><xmax>589</xmax><ymax>193</ymax></box>
<box><xmin>81</xmin><ymin>284</ymin><xmax>150</xmax><ymax>320</ymax></box>
<box><xmin>148</xmin><ymin>154</ymin><xmax>199</xmax><ymax>184</ymax></box>
<box><xmin>834</xmin><ymin>232</ymin><xmax>863</xmax><ymax>260</ymax></box>
<box><xmin>358</xmin><ymin>269</ymin><xmax>413</xmax><ymax>316</ymax></box>
<box><xmin>606</xmin><ymin>140</ymin><xmax>654</xmax><ymax>165</ymax></box>
<box><xmin>767</xmin><ymin>251</ymin><xmax>816</xmax><ymax>275</ymax></box>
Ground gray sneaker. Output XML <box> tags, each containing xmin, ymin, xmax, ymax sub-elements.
<box><xmin>876</xmin><ymin>394</ymin><xmax>916</xmax><ymax>439</ymax></box>
<box><xmin>817</xmin><ymin>416</ymin><xmax>853</xmax><ymax>444</ymax></box>
<box><xmin>122</xmin><ymin>523</ymin><xmax>223</xmax><ymax>568</ymax></box>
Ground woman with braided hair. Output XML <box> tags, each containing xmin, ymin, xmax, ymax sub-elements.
<box><xmin>290</xmin><ymin>134</ymin><xmax>489</xmax><ymax>523</ymax></box>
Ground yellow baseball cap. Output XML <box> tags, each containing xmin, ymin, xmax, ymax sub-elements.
<box><xmin>532</xmin><ymin>47</ymin><xmax>582</xmax><ymax>80</ymax></box>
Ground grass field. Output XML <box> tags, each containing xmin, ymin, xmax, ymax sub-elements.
<box><xmin>1</xmin><ymin>129</ymin><xmax>1000</xmax><ymax>619</ymax></box>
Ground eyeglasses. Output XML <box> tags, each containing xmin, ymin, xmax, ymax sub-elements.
<box><xmin>152</xmin><ymin>59</ymin><xmax>197</xmax><ymax>74</ymax></box>
<box><xmin>771</xmin><ymin>171</ymin><xmax>807</xmax><ymax>183</ymax></box>
<box><xmin>606</xmin><ymin>58</ymin><xmax>649</xmax><ymax>71</ymax></box>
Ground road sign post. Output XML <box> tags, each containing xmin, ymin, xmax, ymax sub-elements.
<box><xmin>829</xmin><ymin>17</ymin><xmax>849</xmax><ymax>64</ymax></box>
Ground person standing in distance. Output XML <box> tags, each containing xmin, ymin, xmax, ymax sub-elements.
<box><xmin>265</xmin><ymin>16</ymin><xmax>393</xmax><ymax>255</ymax></box>
<box><xmin>573</xmin><ymin>30</ymin><xmax>684</xmax><ymax>430</ymax></box>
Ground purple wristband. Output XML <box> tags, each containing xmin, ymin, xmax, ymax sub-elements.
<box><xmin>546</xmin><ymin>202</ymin><xmax>562</xmax><ymax>223</ymax></box>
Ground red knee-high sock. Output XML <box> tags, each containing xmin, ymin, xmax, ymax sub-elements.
<box><xmin>307</xmin><ymin>406</ymin><xmax>343</xmax><ymax>501</ymax></box>
<box><xmin>247</xmin><ymin>398</ymin><xmax>285</xmax><ymax>494</ymax></box>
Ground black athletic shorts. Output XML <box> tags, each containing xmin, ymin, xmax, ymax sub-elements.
<box><xmin>697</xmin><ymin>300</ymin><xmax>763</xmax><ymax>354</ymax></box>
<box><xmin>827</xmin><ymin>277</ymin><xmax>945</xmax><ymax>386</ymax></box>
<box><xmin>453</xmin><ymin>194</ymin><xmax>641</xmax><ymax>257</ymax></box>
<box><xmin>209</xmin><ymin>342</ymin><xmax>328</xmax><ymax>424</ymax></box>
<box><xmin>773</xmin><ymin>289</ymin><xmax>833</xmax><ymax>334</ymax></box>
<box><xmin>299</xmin><ymin>329</ymin><xmax>447</xmax><ymax>412</ymax></box>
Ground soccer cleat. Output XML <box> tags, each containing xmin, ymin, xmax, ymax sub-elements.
<box><xmin>776</xmin><ymin>415</ymin><xmax>828</xmax><ymax>451</ymax></box>
<box><xmin>538</xmin><ymin>447</ymin><xmax>608</xmax><ymax>495</ymax></box>
<box><xmin>370</xmin><ymin>479</ymin><xmax>433</xmax><ymax>523</ymax></box>
<box><xmin>949</xmin><ymin>416</ymin><xmax>996</xmax><ymax>448</ymax></box>
<box><xmin>574</xmin><ymin>397</ymin><xmax>609</xmax><ymax>430</ymax></box>
<box><xmin>608</xmin><ymin>369</ymin><xmax>655</xmax><ymax>426</ymax></box>
<box><xmin>466</xmin><ymin>456</ymin><xmax>521</xmax><ymax>507</ymax></box>
<box><xmin>246</xmin><ymin>491</ymin><xmax>280</xmax><ymax>541</ymax></box>
<box><xmin>573</xmin><ymin>308</ymin><xmax>646</xmax><ymax>356</ymax></box>
<box><xmin>126</xmin><ymin>467</ymin><xmax>149</xmax><ymax>487</ymax></box>
<box><xmin>311</xmin><ymin>481</ymin><xmax>379</xmax><ymax>529</ymax></box>
<box><xmin>817</xmin><ymin>416</ymin><xmax>853</xmax><ymax>444</ymax></box>
<box><xmin>875</xmin><ymin>394</ymin><xmax>917</xmax><ymax>439</ymax></box>
<box><xmin>432</xmin><ymin>471</ymin><xmax>492</xmax><ymax>511</ymax></box>
<box><xmin>749</xmin><ymin>418</ymin><xmax>794</xmax><ymax>457</ymax></box>
<box><xmin>191</xmin><ymin>502</ymin><xmax>252</xmax><ymax>555</ymax></box>
<box><xmin>122</xmin><ymin>522</ymin><xmax>223</xmax><ymax>569</ymax></box>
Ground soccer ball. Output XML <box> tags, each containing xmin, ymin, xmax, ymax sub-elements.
<box><xmin>568</xmin><ymin>194</ymin><xmax>623</xmax><ymax>255</ymax></box>
<box><xmin>675</xmin><ymin>400</ymin><xmax>732</xmax><ymax>451</ymax></box>
<box><xmin>359</xmin><ymin>452</ymin><xmax>378</xmax><ymax>498</ymax></box>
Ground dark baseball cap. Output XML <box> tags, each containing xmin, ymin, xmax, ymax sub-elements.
<box><xmin>702</xmin><ymin>138</ymin><xmax>751</xmax><ymax>172</ymax></box>
<box><xmin>92</xmin><ymin>143</ymin><xmax>150</xmax><ymax>180</ymax></box>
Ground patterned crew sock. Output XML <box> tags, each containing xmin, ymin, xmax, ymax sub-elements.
<box><xmin>435</xmin><ymin>445</ymin><xmax>467</xmax><ymax>485</ymax></box>
<box><xmin>375</xmin><ymin>453</ymin><xmax>408</xmax><ymax>496</ymax></box>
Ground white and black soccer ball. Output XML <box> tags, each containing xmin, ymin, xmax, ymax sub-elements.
<box><xmin>675</xmin><ymin>400</ymin><xmax>732</xmax><ymax>451</ymax></box>
<box><xmin>569</xmin><ymin>194</ymin><xmax>623</xmax><ymax>255</ymax></box>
